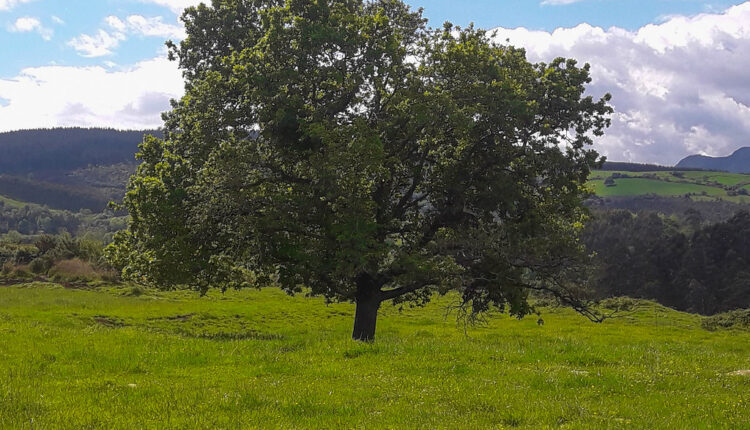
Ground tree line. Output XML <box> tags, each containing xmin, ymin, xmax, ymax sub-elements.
<box><xmin>0</xmin><ymin>128</ymin><xmax>157</xmax><ymax>174</ymax></box>
<box><xmin>0</xmin><ymin>200</ymin><xmax>125</xmax><ymax>239</ymax></box>
<box><xmin>583</xmin><ymin>208</ymin><xmax>750</xmax><ymax>314</ymax></box>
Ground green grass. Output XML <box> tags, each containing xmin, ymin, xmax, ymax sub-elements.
<box><xmin>588</xmin><ymin>170</ymin><xmax>750</xmax><ymax>202</ymax></box>
<box><xmin>1</xmin><ymin>283</ymin><xmax>748</xmax><ymax>429</ymax></box>
<box><xmin>590</xmin><ymin>178</ymin><xmax>725</xmax><ymax>198</ymax></box>
<box><xmin>0</xmin><ymin>194</ymin><xmax>30</xmax><ymax>208</ymax></box>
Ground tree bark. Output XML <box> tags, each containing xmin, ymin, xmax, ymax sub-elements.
<box><xmin>352</xmin><ymin>275</ymin><xmax>382</xmax><ymax>342</ymax></box>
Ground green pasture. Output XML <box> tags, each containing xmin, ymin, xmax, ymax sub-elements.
<box><xmin>588</xmin><ymin>170</ymin><xmax>750</xmax><ymax>202</ymax></box>
<box><xmin>0</xmin><ymin>283</ymin><xmax>748</xmax><ymax>429</ymax></box>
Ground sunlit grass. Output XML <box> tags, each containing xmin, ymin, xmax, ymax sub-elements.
<box><xmin>0</xmin><ymin>283</ymin><xmax>748</xmax><ymax>428</ymax></box>
<box><xmin>588</xmin><ymin>170</ymin><xmax>750</xmax><ymax>203</ymax></box>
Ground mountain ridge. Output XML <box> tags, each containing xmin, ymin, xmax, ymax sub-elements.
<box><xmin>676</xmin><ymin>147</ymin><xmax>750</xmax><ymax>173</ymax></box>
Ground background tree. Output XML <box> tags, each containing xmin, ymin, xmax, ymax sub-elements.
<box><xmin>108</xmin><ymin>0</ymin><xmax>612</xmax><ymax>341</ymax></box>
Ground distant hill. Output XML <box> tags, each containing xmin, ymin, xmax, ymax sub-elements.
<box><xmin>601</xmin><ymin>161</ymin><xmax>705</xmax><ymax>172</ymax></box>
<box><xmin>0</xmin><ymin>128</ymin><xmax>158</xmax><ymax>211</ymax></box>
<box><xmin>0</xmin><ymin>127</ymin><xmax>159</xmax><ymax>174</ymax></box>
<box><xmin>676</xmin><ymin>147</ymin><xmax>750</xmax><ymax>173</ymax></box>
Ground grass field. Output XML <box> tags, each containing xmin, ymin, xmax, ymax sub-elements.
<box><xmin>1</xmin><ymin>283</ymin><xmax>748</xmax><ymax>429</ymax></box>
<box><xmin>588</xmin><ymin>170</ymin><xmax>750</xmax><ymax>203</ymax></box>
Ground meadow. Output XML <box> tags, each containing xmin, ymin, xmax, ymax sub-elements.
<box><xmin>1</xmin><ymin>282</ymin><xmax>748</xmax><ymax>429</ymax></box>
<box><xmin>588</xmin><ymin>170</ymin><xmax>750</xmax><ymax>203</ymax></box>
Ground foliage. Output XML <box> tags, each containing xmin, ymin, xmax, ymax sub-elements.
<box><xmin>0</xmin><ymin>232</ymin><xmax>112</xmax><ymax>282</ymax></box>
<box><xmin>0</xmin><ymin>174</ymin><xmax>112</xmax><ymax>211</ymax></box>
<box><xmin>0</xmin><ymin>198</ymin><xmax>125</xmax><ymax>240</ymax></box>
<box><xmin>702</xmin><ymin>309</ymin><xmax>750</xmax><ymax>331</ymax></box>
<box><xmin>110</xmin><ymin>0</ymin><xmax>612</xmax><ymax>340</ymax></box>
<box><xmin>583</xmin><ymin>209</ymin><xmax>750</xmax><ymax>314</ymax></box>
<box><xmin>587</xmin><ymin>194</ymin><xmax>750</xmax><ymax>224</ymax></box>
<box><xmin>0</xmin><ymin>284</ymin><xmax>748</xmax><ymax>428</ymax></box>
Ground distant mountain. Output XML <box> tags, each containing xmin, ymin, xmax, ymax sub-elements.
<box><xmin>676</xmin><ymin>147</ymin><xmax>750</xmax><ymax>173</ymax></box>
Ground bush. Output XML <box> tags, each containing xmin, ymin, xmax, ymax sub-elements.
<box><xmin>599</xmin><ymin>297</ymin><xmax>642</xmax><ymax>312</ymax></box>
<box><xmin>1</xmin><ymin>261</ymin><xmax>13</xmax><ymax>276</ymax></box>
<box><xmin>29</xmin><ymin>257</ymin><xmax>52</xmax><ymax>274</ymax></box>
<box><xmin>11</xmin><ymin>265</ymin><xmax>32</xmax><ymax>279</ymax></box>
<box><xmin>99</xmin><ymin>268</ymin><xmax>121</xmax><ymax>284</ymax></box>
<box><xmin>48</xmin><ymin>258</ymin><xmax>99</xmax><ymax>280</ymax></box>
<box><xmin>12</xmin><ymin>246</ymin><xmax>39</xmax><ymax>265</ymax></box>
<box><xmin>701</xmin><ymin>309</ymin><xmax>750</xmax><ymax>331</ymax></box>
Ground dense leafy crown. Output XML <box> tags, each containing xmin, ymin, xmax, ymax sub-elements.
<box><xmin>108</xmin><ymin>0</ymin><xmax>612</xmax><ymax>318</ymax></box>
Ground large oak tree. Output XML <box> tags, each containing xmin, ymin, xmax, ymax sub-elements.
<box><xmin>108</xmin><ymin>0</ymin><xmax>612</xmax><ymax>341</ymax></box>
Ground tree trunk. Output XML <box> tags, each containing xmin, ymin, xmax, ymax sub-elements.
<box><xmin>352</xmin><ymin>275</ymin><xmax>382</xmax><ymax>342</ymax></box>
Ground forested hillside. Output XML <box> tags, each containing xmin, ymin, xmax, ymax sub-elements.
<box><xmin>0</xmin><ymin>128</ymin><xmax>154</xmax><ymax>211</ymax></box>
<box><xmin>0</xmin><ymin>128</ymin><xmax>157</xmax><ymax>173</ymax></box>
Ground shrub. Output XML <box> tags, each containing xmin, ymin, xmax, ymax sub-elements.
<box><xmin>1</xmin><ymin>261</ymin><xmax>13</xmax><ymax>276</ymax></box>
<box><xmin>29</xmin><ymin>257</ymin><xmax>52</xmax><ymax>274</ymax></box>
<box><xmin>12</xmin><ymin>246</ymin><xmax>39</xmax><ymax>265</ymax></box>
<box><xmin>77</xmin><ymin>238</ymin><xmax>104</xmax><ymax>264</ymax></box>
<box><xmin>599</xmin><ymin>297</ymin><xmax>642</xmax><ymax>312</ymax></box>
<box><xmin>48</xmin><ymin>258</ymin><xmax>98</xmax><ymax>280</ymax></box>
<box><xmin>34</xmin><ymin>234</ymin><xmax>58</xmax><ymax>254</ymax></box>
<box><xmin>11</xmin><ymin>265</ymin><xmax>32</xmax><ymax>279</ymax></box>
<box><xmin>701</xmin><ymin>309</ymin><xmax>750</xmax><ymax>331</ymax></box>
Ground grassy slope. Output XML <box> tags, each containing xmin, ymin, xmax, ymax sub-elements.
<box><xmin>0</xmin><ymin>194</ymin><xmax>30</xmax><ymax>208</ymax></box>
<box><xmin>588</xmin><ymin>170</ymin><xmax>750</xmax><ymax>203</ymax></box>
<box><xmin>0</xmin><ymin>284</ymin><xmax>748</xmax><ymax>429</ymax></box>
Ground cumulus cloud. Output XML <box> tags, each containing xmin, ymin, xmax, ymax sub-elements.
<box><xmin>7</xmin><ymin>16</ymin><xmax>52</xmax><ymax>40</ymax></box>
<box><xmin>491</xmin><ymin>2</ymin><xmax>750</xmax><ymax>164</ymax></box>
<box><xmin>105</xmin><ymin>16</ymin><xmax>127</xmax><ymax>33</ymax></box>
<box><xmin>138</xmin><ymin>0</ymin><xmax>202</xmax><ymax>14</ymax></box>
<box><xmin>0</xmin><ymin>57</ymin><xmax>183</xmax><ymax>131</ymax></box>
<box><xmin>68</xmin><ymin>29</ymin><xmax>126</xmax><ymax>57</ymax></box>
<box><xmin>68</xmin><ymin>14</ymin><xmax>184</xmax><ymax>58</ymax></box>
<box><xmin>0</xmin><ymin>0</ymin><xmax>35</xmax><ymax>11</ymax></box>
<box><xmin>108</xmin><ymin>14</ymin><xmax>186</xmax><ymax>39</ymax></box>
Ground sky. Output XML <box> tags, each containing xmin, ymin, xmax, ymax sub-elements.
<box><xmin>1</xmin><ymin>1</ymin><xmax>749</xmax><ymax>164</ymax></box>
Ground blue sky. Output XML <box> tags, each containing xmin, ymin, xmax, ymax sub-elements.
<box><xmin>0</xmin><ymin>1</ymin><xmax>743</xmax><ymax>76</ymax></box>
<box><xmin>2</xmin><ymin>0</ymin><xmax>750</xmax><ymax>164</ymax></box>
<box><xmin>415</xmin><ymin>0</ymin><xmax>741</xmax><ymax>31</ymax></box>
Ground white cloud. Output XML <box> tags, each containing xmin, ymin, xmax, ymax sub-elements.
<box><xmin>139</xmin><ymin>0</ymin><xmax>202</xmax><ymax>14</ymax></box>
<box><xmin>119</xmin><ymin>15</ymin><xmax>186</xmax><ymax>39</ymax></box>
<box><xmin>491</xmin><ymin>2</ymin><xmax>750</xmax><ymax>164</ymax></box>
<box><xmin>105</xmin><ymin>16</ymin><xmax>127</xmax><ymax>33</ymax></box>
<box><xmin>0</xmin><ymin>57</ymin><xmax>183</xmax><ymax>131</ymax></box>
<box><xmin>51</xmin><ymin>15</ymin><xmax>64</xmax><ymax>25</ymax></box>
<box><xmin>0</xmin><ymin>0</ymin><xmax>34</xmax><ymax>11</ymax></box>
<box><xmin>7</xmin><ymin>16</ymin><xmax>52</xmax><ymax>40</ymax></box>
<box><xmin>69</xmin><ymin>14</ymin><xmax>185</xmax><ymax>58</ymax></box>
<box><xmin>68</xmin><ymin>29</ymin><xmax>126</xmax><ymax>57</ymax></box>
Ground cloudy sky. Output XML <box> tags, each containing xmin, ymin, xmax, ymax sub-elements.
<box><xmin>1</xmin><ymin>1</ymin><xmax>749</xmax><ymax>164</ymax></box>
